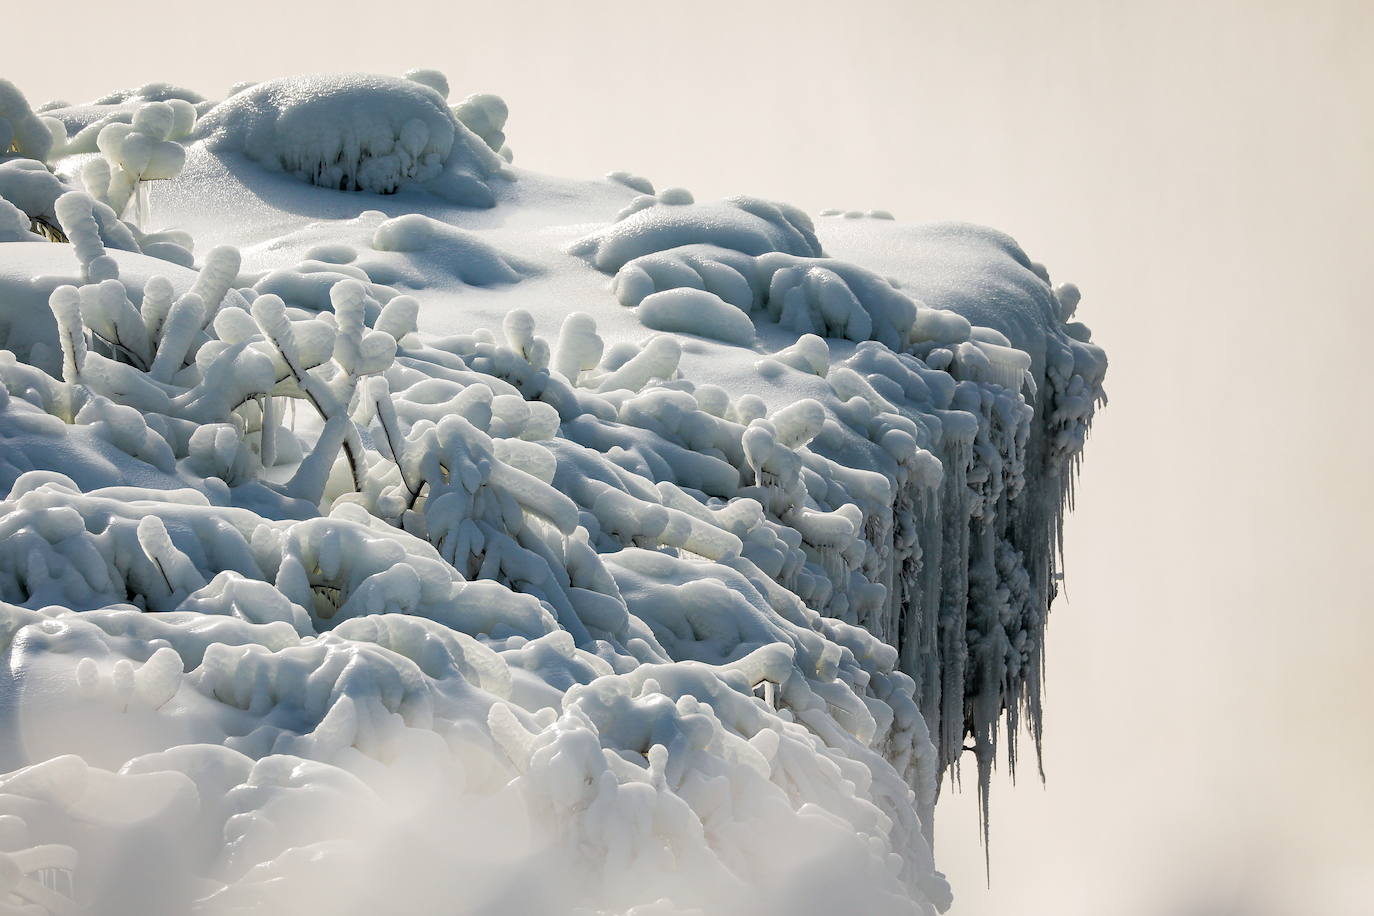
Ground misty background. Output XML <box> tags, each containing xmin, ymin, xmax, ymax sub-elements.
<box><xmin>9</xmin><ymin>0</ymin><xmax>1372</xmax><ymax>912</ymax></box>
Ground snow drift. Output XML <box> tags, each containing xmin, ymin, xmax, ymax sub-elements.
<box><xmin>0</xmin><ymin>72</ymin><xmax>1105</xmax><ymax>915</ymax></box>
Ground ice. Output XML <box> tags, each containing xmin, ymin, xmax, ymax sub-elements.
<box><xmin>0</xmin><ymin>69</ymin><xmax>1107</xmax><ymax>916</ymax></box>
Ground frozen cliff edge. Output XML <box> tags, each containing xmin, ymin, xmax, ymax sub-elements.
<box><xmin>0</xmin><ymin>73</ymin><xmax>1105</xmax><ymax>915</ymax></box>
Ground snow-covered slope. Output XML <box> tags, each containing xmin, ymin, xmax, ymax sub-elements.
<box><xmin>0</xmin><ymin>72</ymin><xmax>1105</xmax><ymax>915</ymax></box>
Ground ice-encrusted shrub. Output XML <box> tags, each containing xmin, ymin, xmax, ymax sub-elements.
<box><xmin>0</xmin><ymin>79</ymin><xmax>57</xmax><ymax>162</ymax></box>
<box><xmin>611</xmin><ymin>244</ymin><xmax>924</xmax><ymax>349</ymax></box>
<box><xmin>0</xmin><ymin>163</ymin><xmax>140</xmax><ymax>256</ymax></box>
<box><xmin>194</xmin><ymin>74</ymin><xmax>506</xmax><ymax>206</ymax></box>
<box><xmin>0</xmin><ymin>154</ymin><xmax>193</xmax><ymax>271</ymax></box>
<box><xmin>489</xmin><ymin>643</ymin><xmax>947</xmax><ymax>912</ymax></box>
<box><xmin>0</xmin><ymin>472</ymin><xmax>265</xmax><ymax>611</ymax></box>
<box><xmin>35</xmin><ymin>83</ymin><xmax>205</xmax><ymax>158</ymax></box>
<box><xmin>0</xmin><ymin>472</ymin><xmax>559</xmax><ymax>643</ymax></box>
<box><xmin>1</xmin><ymin>87</ymin><xmax>196</xmax><ymax>259</ymax></box>
<box><xmin>452</xmin><ymin>93</ymin><xmax>514</xmax><ymax>163</ymax></box>
<box><xmin>0</xmin><ymin>592</ymin><xmax>946</xmax><ymax>911</ymax></box>
<box><xmin>403</xmin><ymin>68</ymin><xmax>514</xmax><ymax>164</ymax></box>
<box><xmin>0</xmin><ymin>194</ymin><xmax>38</xmax><ymax>242</ymax></box>
<box><xmin>570</xmin><ymin>197</ymin><xmax>823</xmax><ymax>273</ymax></box>
<box><xmin>82</xmin><ymin>100</ymin><xmax>195</xmax><ymax>227</ymax></box>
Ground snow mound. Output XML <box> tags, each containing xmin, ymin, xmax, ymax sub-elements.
<box><xmin>570</xmin><ymin>196</ymin><xmax>823</xmax><ymax>272</ymax></box>
<box><xmin>611</xmin><ymin>244</ymin><xmax>922</xmax><ymax>349</ymax></box>
<box><xmin>636</xmin><ymin>287</ymin><xmax>755</xmax><ymax>346</ymax></box>
<box><xmin>194</xmin><ymin>74</ymin><xmax>504</xmax><ymax>205</ymax></box>
<box><xmin>370</xmin><ymin>213</ymin><xmax>525</xmax><ymax>285</ymax></box>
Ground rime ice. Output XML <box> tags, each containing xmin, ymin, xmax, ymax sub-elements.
<box><xmin>0</xmin><ymin>70</ymin><xmax>1104</xmax><ymax>916</ymax></box>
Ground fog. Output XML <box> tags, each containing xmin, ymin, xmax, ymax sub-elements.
<box><xmin>9</xmin><ymin>0</ymin><xmax>1372</xmax><ymax>911</ymax></box>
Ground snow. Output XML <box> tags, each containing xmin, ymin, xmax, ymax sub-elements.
<box><xmin>0</xmin><ymin>69</ymin><xmax>1105</xmax><ymax>916</ymax></box>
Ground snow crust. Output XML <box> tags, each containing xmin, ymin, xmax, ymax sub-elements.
<box><xmin>0</xmin><ymin>71</ymin><xmax>1105</xmax><ymax>915</ymax></box>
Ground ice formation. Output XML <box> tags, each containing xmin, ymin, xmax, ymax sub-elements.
<box><xmin>0</xmin><ymin>72</ymin><xmax>1106</xmax><ymax>915</ymax></box>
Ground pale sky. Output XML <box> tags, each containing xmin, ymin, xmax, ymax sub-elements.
<box><xmin>8</xmin><ymin>0</ymin><xmax>1373</xmax><ymax>912</ymax></box>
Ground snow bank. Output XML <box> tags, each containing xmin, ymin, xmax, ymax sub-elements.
<box><xmin>0</xmin><ymin>69</ymin><xmax>1106</xmax><ymax>916</ymax></box>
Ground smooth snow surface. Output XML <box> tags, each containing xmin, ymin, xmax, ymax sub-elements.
<box><xmin>0</xmin><ymin>72</ymin><xmax>1105</xmax><ymax>915</ymax></box>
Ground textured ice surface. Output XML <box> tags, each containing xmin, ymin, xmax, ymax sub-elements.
<box><xmin>0</xmin><ymin>71</ymin><xmax>1104</xmax><ymax>915</ymax></box>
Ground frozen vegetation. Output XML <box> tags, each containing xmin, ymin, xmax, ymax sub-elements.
<box><xmin>0</xmin><ymin>72</ymin><xmax>1106</xmax><ymax>915</ymax></box>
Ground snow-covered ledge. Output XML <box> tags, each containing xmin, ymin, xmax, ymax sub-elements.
<box><xmin>0</xmin><ymin>72</ymin><xmax>1105</xmax><ymax>915</ymax></box>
